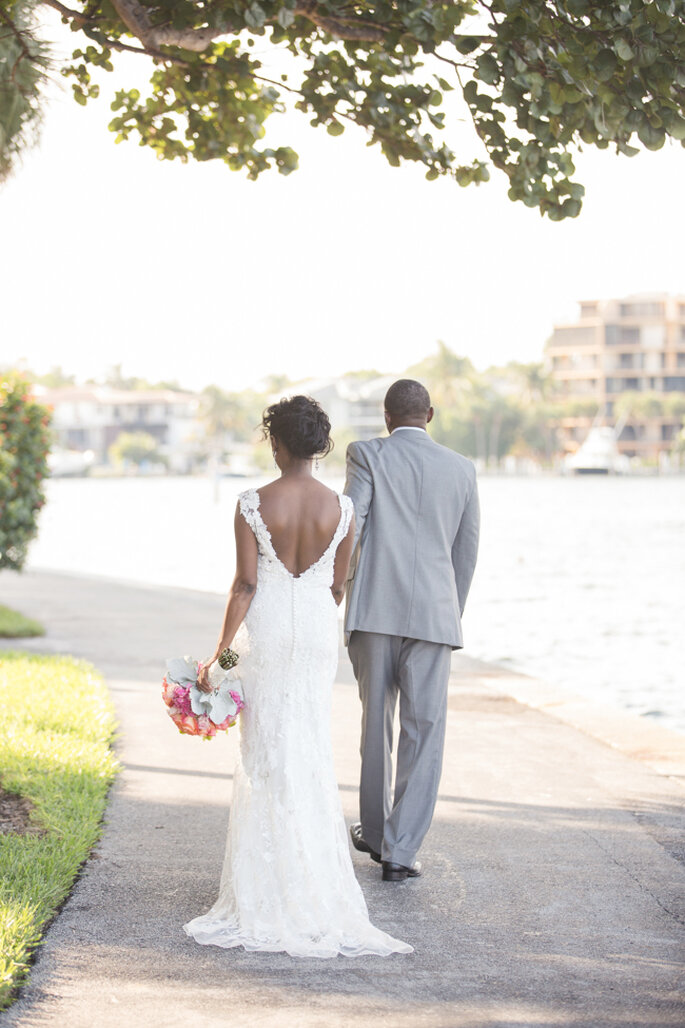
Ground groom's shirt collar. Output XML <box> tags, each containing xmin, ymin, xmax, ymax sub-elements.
<box><xmin>390</xmin><ymin>426</ymin><xmax>426</xmax><ymax>434</ymax></box>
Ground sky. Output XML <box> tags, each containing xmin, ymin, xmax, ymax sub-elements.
<box><xmin>1</xmin><ymin>14</ymin><xmax>684</xmax><ymax>392</ymax></box>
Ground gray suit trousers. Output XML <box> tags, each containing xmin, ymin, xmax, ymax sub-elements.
<box><xmin>348</xmin><ymin>630</ymin><xmax>452</xmax><ymax>867</ymax></box>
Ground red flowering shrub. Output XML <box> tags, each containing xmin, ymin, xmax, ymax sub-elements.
<box><xmin>0</xmin><ymin>374</ymin><xmax>51</xmax><ymax>570</ymax></box>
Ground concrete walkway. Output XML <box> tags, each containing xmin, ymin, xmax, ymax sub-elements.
<box><xmin>1</xmin><ymin>569</ymin><xmax>684</xmax><ymax>1028</ymax></box>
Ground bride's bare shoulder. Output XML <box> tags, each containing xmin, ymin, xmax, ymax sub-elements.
<box><xmin>314</xmin><ymin>480</ymin><xmax>342</xmax><ymax>500</ymax></box>
<box><xmin>259</xmin><ymin>478</ymin><xmax>336</xmax><ymax>497</ymax></box>
<box><xmin>259</xmin><ymin>478</ymin><xmax>340</xmax><ymax>517</ymax></box>
<box><xmin>255</xmin><ymin>479</ymin><xmax>279</xmax><ymax>500</ymax></box>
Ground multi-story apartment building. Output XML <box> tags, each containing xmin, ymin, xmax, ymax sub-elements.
<box><xmin>545</xmin><ymin>294</ymin><xmax>685</xmax><ymax>460</ymax></box>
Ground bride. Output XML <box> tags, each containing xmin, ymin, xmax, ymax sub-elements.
<box><xmin>184</xmin><ymin>395</ymin><xmax>412</xmax><ymax>959</ymax></box>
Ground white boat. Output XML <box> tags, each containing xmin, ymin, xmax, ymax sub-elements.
<box><xmin>47</xmin><ymin>449</ymin><xmax>95</xmax><ymax>477</ymax></box>
<box><xmin>565</xmin><ymin>426</ymin><xmax>630</xmax><ymax>475</ymax></box>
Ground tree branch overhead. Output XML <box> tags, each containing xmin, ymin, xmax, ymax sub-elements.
<box><xmin>0</xmin><ymin>0</ymin><xmax>683</xmax><ymax>217</ymax></box>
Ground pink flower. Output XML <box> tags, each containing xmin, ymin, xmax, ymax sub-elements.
<box><xmin>172</xmin><ymin>685</ymin><xmax>193</xmax><ymax>716</ymax></box>
<box><xmin>161</xmin><ymin>677</ymin><xmax>177</xmax><ymax>704</ymax></box>
<box><xmin>215</xmin><ymin>713</ymin><xmax>237</xmax><ymax>730</ymax></box>
<box><xmin>229</xmin><ymin>690</ymin><xmax>245</xmax><ymax>714</ymax></box>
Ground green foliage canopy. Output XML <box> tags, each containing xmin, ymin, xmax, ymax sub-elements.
<box><xmin>2</xmin><ymin>1</ymin><xmax>685</xmax><ymax>217</ymax></box>
<box><xmin>108</xmin><ymin>429</ymin><xmax>161</xmax><ymax>466</ymax></box>
<box><xmin>614</xmin><ymin>388</ymin><xmax>685</xmax><ymax>419</ymax></box>
<box><xmin>0</xmin><ymin>2</ymin><xmax>48</xmax><ymax>182</ymax></box>
<box><xmin>201</xmin><ymin>384</ymin><xmax>264</xmax><ymax>445</ymax></box>
<box><xmin>0</xmin><ymin>373</ymin><xmax>51</xmax><ymax>571</ymax></box>
<box><xmin>410</xmin><ymin>345</ymin><xmax>583</xmax><ymax>463</ymax></box>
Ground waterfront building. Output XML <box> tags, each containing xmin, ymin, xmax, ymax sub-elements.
<box><xmin>270</xmin><ymin>375</ymin><xmax>394</xmax><ymax>440</ymax></box>
<box><xmin>545</xmin><ymin>294</ymin><xmax>685</xmax><ymax>461</ymax></box>
<box><xmin>32</xmin><ymin>385</ymin><xmax>202</xmax><ymax>472</ymax></box>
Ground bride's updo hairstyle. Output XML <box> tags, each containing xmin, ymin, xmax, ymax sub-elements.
<box><xmin>261</xmin><ymin>395</ymin><xmax>333</xmax><ymax>459</ymax></box>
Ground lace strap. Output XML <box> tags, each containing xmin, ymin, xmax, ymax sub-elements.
<box><xmin>238</xmin><ymin>488</ymin><xmax>262</xmax><ymax>538</ymax></box>
<box><xmin>333</xmin><ymin>494</ymin><xmax>354</xmax><ymax>550</ymax></box>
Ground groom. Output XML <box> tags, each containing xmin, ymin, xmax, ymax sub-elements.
<box><xmin>344</xmin><ymin>379</ymin><xmax>479</xmax><ymax>882</ymax></box>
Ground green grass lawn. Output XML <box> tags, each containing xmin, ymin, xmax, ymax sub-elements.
<box><xmin>0</xmin><ymin>653</ymin><xmax>118</xmax><ymax>1010</ymax></box>
<box><xmin>0</xmin><ymin>606</ymin><xmax>45</xmax><ymax>638</ymax></box>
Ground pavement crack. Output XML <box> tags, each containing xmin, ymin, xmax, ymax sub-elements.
<box><xmin>579</xmin><ymin>827</ymin><xmax>685</xmax><ymax>928</ymax></box>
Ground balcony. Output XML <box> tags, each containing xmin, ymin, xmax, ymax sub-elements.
<box><xmin>605</xmin><ymin>377</ymin><xmax>641</xmax><ymax>394</ymax></box>
<box><xmin>618</xmin><ymin>302</ymin><xmax>664</xmax><ymax>318</ymax></box>
<box><xmin>604</xmin><ymin>353</ymin><xmax>645</xmax><ymax>371</ymax></box>
<box><xmin>548</xmin><ymin>325</ymin><xmax>597</xmax><ymax>348</ymax></box>
<box><xmin>605</xmin><ymin>325</ymin><xmax>640</xmax><ymax>346</ymax></box>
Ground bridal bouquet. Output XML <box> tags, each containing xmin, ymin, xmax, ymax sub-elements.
<box><xmin>162</xmin><ymin>656</ymin><xmax>245</xmax><ymax>740</ymax></box>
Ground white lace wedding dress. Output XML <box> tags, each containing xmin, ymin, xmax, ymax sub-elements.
<box><xmin>184</xmin><ymin>488</ymin><xmax>412</xmax><ymax>959</ymax></box>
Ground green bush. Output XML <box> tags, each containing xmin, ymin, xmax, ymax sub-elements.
<box><xmin>0</xmin><ymin>374</ymin><xmax>51</xmax><ymax>571</ymax></box>
<box><xmin>108</xmin><ymin>430</ymin><xmax>162</xmax><ymax>468</ymax></box>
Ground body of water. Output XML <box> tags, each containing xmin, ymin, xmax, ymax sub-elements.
<box><xmin>22</xmin><ymin>474</ymin><xmax>685</xmax><ymax>734</ymax></box>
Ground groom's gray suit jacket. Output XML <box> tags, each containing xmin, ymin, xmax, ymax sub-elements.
<box><xmin>344</xmin><ymin>429</ymin><xmax>479</xmax><ymax>649</ymax></box>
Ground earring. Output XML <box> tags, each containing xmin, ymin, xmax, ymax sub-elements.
<box><xmin>315</xmin><ymin>457</ymin><xmax>319</xmax><ymax>472</ymax></box>
<box><xmin>272</xmin><ymin>448</ymin><xmax>278</xmax><ymax>470</ymax></box>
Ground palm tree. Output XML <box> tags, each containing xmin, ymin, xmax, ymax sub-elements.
<box><xmin>507</xmin><ymin>361</ymin><xmax>552</xmax><ymax>405</ymax></box>
<box><xmin>505</xmin><ymin>362</ymin><xmax>560</xmax><ymax>464</ymax></box>
<box><xmin>407</xmin><ymin>342</ymin><xmax>477</xmax><ymax>450</ymax></box>
<box><xmin>614</xmin><ymin>390</ymin><xmax>665</xmax><ymax>421</ymax></box>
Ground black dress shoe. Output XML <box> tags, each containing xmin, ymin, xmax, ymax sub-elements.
<box><xmin>382</xmin><ymin>860</ymin><xmax>422</xmax><ymax>882</ymax></box>
<box><xmin>349</xmin><ymin>823</ymin><xmax>381</xmax><ymax>863</ymax></box>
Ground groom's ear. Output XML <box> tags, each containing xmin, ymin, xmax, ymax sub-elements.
<box><xmin>384</xmin><ymin>411</ymin><xmax>392</xmax><ymax>434</ymax></box>
<box><xmin>426</xmin><ymin>407</ymin><xmax>434</xmax><ymax>424</ymax></box>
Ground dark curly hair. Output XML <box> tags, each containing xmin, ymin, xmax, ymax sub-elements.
<box><xmin>261</xmin><ymin>395</ymin><xmax>333</xmax><ymax>460</ymax></box>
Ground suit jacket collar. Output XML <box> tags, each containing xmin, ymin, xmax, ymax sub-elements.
<box><xmin>385</xmin><ymin>429</ymin><xmax>434</xmax><ymax>445</ymax></box>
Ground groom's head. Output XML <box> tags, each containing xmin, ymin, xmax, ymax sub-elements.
<box><xmin>384</xmin><ymin>380</ymin><xmax>433</xmax><ymax>434</ymax></box>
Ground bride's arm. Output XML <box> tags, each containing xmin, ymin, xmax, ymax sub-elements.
<box><xmin>331</xmin><ymin>514</ymin><xmax>355</xmax><ymax>606</ymax></box>
<box><xmin>198</xmin><ymin>503</ymin><xmax>258</xmax><ymax>691</ymax></box>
